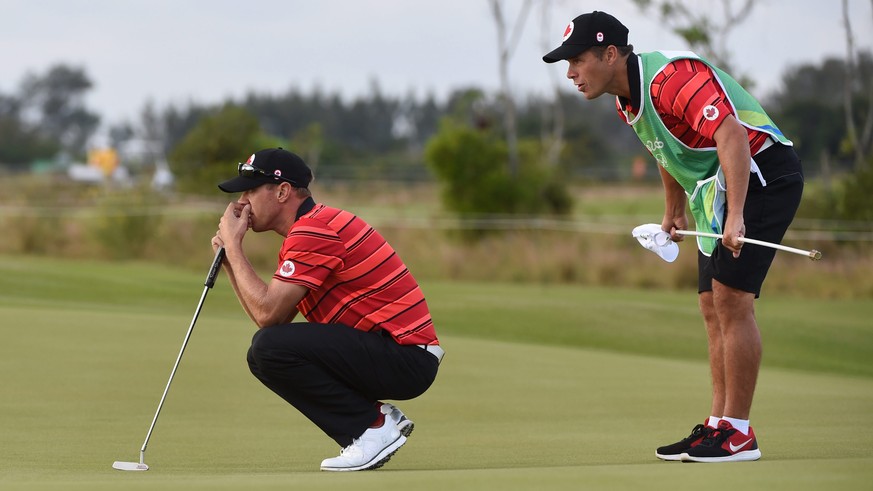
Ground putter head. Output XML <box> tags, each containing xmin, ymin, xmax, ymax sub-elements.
<box><xmin>112</xmin><ymin>461</ymin><xmax>149</xmax><ymax>471</ymax></box>
<box><xmin>632</xmin><ymin>223</ymin><xmax>679</xmax><ymax>263</ymax></box>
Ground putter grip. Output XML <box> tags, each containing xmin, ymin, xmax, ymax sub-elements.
<box><xmin>204</xmin><ymin>247</ymin><xmax>226</xmax><ymax>288</ymax></box>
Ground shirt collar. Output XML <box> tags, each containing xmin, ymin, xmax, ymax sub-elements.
<box><xmin>295</xmin><ymin>196</ymin><xmax>316</xmax><ymax>222</ymax></box>
<box><xmin>619</xmin><ymin>52</ymin><xmax>641</xmax><ymax>113</ymax></box>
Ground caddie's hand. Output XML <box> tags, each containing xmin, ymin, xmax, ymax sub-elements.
<box><xmin>217</xmin><ymin>201</ymin><xmax>251</xmax><ymax>248</ymax></box>
<box><xmin>722</xmin><ymin>215</ymin><xmax>745</xmax><ymax>258</ymax></box>
<box><xmin>663</xmin><ymin>214</ymin><xmax>688</xmax><ymax>242</ymax></box>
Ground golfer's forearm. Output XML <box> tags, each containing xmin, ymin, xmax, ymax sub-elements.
<box><xmin>224</xmin><ymin>247</ymin><xmax>273</xmax><ymax>326</ymax></box>
<box><xmin>223</xmin><ymin>263</ymin><xmax>258</xmax><ymax>324</ymax></box>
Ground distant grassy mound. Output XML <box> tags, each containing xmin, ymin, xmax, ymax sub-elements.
<box><xmin>1</xmin><ymin>177</ymin><xmax>870</xmax><ymax>298</ymax></box>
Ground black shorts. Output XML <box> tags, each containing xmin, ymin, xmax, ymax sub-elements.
<box><xmin>698</xmin><ymin>143</ymin><xmax>804</xmax><ymax>298</ymax></box>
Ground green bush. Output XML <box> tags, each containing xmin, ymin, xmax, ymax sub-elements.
<box><xmin>839</xmin><ymin>158</ymin><xmax>873</xmax><ymax>222</ymax></box>
<box><xmin>796</xmin><ymin>158</ymin><xmax>873</xmax><ymax>225</ymax></box>
<box><xmin>168</xmin><ymin>105</ymin><xmax>284</xmax><ymax>194</ymax></box>
<box><xmin>424</xmin><ymin>119</ymin><xmax>572</xmax><ymax>218</ymax></box>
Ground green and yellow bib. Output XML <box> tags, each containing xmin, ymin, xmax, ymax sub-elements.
<box><xmin>619</xmin><ymin>51</ymin><xmax>791</xmax><ymax>254</ymax></box>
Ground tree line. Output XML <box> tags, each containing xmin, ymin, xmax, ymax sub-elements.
<box><xmin>1</xmin><ymin>51</ymin><xmax>871</xmax><ymax>220</ymax></box>
<box><xmin>4</xmin><ymin>55</ymin><xmax>869</xmax><ymax>174</ymax></box>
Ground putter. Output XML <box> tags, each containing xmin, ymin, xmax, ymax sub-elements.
<box><xmin>113</xmin><ymin>247</ymin><xmax>226</xmax><ymax>471</ymax></box>
<box><xmin>632</xmin><ymin>223</ymin><xmax>822</xmax><ymax>262</ymax></box>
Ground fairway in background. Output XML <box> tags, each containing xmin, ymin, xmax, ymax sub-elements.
<box><xmin>0</xmin><ymin>255</ymin><xmax>869</xmax><ymax>378</ymax></box>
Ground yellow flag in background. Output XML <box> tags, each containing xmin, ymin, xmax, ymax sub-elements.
<box><xmin>88</xmin><ymin>148</ymin><xmax>119</xmax><ymax>177</ymax></box>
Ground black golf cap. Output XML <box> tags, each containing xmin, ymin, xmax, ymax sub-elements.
<box><xmin>218</xmin><ymin>147</ymin><xmax>313</xmax><ymax>193</ymax></box>
<box><xmin>542</xmin><ymin>11</ymin><xmax>629</xmax><ymax>63</ymax></box>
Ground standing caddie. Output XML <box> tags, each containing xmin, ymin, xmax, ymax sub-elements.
<box><xmin>543</xmin><ymin>11</ymin><xmax>804</xmax><ymax>462</ymax></box>
<box><xmin>212</xmin><ymin>147</ymin><xmax>443</xmax><ymax>471</ymax></box>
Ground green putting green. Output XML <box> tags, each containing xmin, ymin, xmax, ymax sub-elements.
<box><xmin>0</xmin><ymin>255</ymin><xmax>871</xmax><ymax>490</ymax></box>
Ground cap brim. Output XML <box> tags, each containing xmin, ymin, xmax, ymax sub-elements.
<box><xmin>218</xmin><ymin>175</ymin><xmax>267</xmax><ymax>193</ymax></box>
<box><xmin>632</xmin><ymin>223</ymin><xmax>680</xmax><ymax>263</ymax></box>
<box><xmin>542</xmin><ymin>44</ymin><xmax>590</xmax><ymax>63</ymax></box>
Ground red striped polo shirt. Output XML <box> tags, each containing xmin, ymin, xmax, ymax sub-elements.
<box><xmin>623</xmin><ymin>58</ymin><xmax>770</xmax><ymax>154</ymax></box>
<box><xmin>273</xmin><ymin>203</ymin><xmax>438</xmax><ymax>346</ymax></box>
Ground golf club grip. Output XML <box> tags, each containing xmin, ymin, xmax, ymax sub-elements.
<box><xmin>204</xmin><ymin>247</ymin><xmax>226</xmax><ymax>288</ymax></box>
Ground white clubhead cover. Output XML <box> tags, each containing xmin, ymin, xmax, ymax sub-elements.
<box><xmin>632</xmin><ymin>223</ymin><xmax>679</xmax><ymax>263</ymax></box>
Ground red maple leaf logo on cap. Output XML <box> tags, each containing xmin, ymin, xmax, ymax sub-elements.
<box><xmin>562</xmin><ymin>21</ymin><xmax>575</xmax><ymax>41</ymax></box>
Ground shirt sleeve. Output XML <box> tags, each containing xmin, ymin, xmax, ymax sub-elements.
<box><xmin>274</xmin><ymin>219</ymin><xmax>345</xmax><ymax>290</ymax></box>
<box><xmin>650</xmin><ymin>59</ymin><xmax>733</xmax><ymax>141</ymax></box>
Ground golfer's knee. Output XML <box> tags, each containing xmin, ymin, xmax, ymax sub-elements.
<box><xmin>248</xmin><ymin>326</ymin><xmax>309</xmax><ymax>373</ymax></box>
<box><xmin>246</xmin><ymin>346</ymin><xmax>263</xmax><ymax>378</ymax></box>
<box><xmin>250</xmin><ymin>326</ymin><xmax>281</xmax><ymax>358</ymax></box>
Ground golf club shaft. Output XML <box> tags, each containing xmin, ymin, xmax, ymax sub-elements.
<box><xmin>674</xmin><ymin>230</ymin><xmax>821</xmax><ymax>259</ymax></box>
<box><xmin>138</xmin><ymin>247</ymin><xmax>226</xmax><ymax>461</ymax></box>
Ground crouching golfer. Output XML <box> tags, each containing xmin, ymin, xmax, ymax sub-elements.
<box><xmin>212</xmin><ymin>147</ymin><xmax>443</xmax><ymax>471</ymax></box>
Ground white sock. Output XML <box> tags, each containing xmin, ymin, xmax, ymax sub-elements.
<box><xmin>707</xmin><ymin>416</ymin><xmax>721</xmax><ymax>428</ymax></box>
<box><xmin>722</xmin><ymin>416</ymin><xmax>750</xmax><ymax>435</ymax></box>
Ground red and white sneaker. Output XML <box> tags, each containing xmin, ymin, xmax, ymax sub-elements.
<box><xmin>680</xmin><ymin>420</ymin><xmax>761</xmax><ymax>462</ymax></box>
<box><xmin>655</xmin><ymin>422</ymin><xmax>714</xmax><ymax>461</ymax></box>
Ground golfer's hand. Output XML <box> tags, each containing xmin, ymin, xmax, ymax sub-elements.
<box><xmin>211</xmin><ymin>233</ymin><xmax>224</xmax><ymax>254</ymax></box>
<box><xmin>217</xmin><ymin>202</ymin><xmax>251</xmax><ymax>248</ymax></box>
<box><xmin>722</xmin><ymin>215</ymin><xmax>745</xmax><ymax>258</ymax></box>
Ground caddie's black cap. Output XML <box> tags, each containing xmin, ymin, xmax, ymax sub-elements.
<box><xmin>218</xmin><ymin>147</ymin><xmax>313</xmax><ymax>193</ymax></box>
<box><xmin>542</xmin><ymin>11</ymin><xmax>629</xmax><ymax>63</ymax></box>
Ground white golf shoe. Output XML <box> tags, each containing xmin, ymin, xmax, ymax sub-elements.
<box><xmin>380</xmin><ymin>402</ymin><xmax>414</xmax><ymax>437</ymax></box>
<box><xmin>320</xmin><ymin>421</ymin><xmax>406</xmax><ymax>472</ymax></box>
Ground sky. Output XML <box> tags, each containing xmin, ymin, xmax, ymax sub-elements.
<box><xmin>2</xmin><ymin>0</ymin><xmax>872</xmax><ymax>130</ymax></box>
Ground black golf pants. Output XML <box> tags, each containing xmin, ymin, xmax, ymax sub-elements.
<box><xmin>247</xmin><ymin>322</ymin><xmax>439</xmax><ymax>447</ymax></box>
